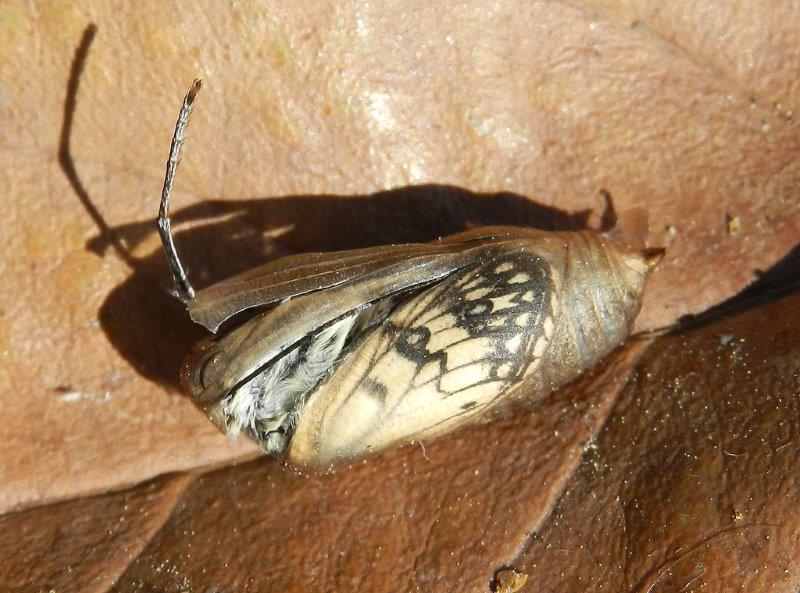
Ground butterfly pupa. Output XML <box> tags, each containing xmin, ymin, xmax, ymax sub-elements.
<box><xmin>157</xmin><ymin>80</ymin><xmax>662</xmax><ymax>469</ymax></box>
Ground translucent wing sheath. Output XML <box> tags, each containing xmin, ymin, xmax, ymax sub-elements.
<box><xmin>184</xmin><ymin>228</ymin><xmax>549</xmax><ymax>405</ymax></box>
<box><xmin>187</xmin><ymin>227</ymin><xmax>528</xmax><ymax>331</ymax></box>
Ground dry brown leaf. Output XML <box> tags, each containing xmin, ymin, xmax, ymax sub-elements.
<box><xmin>518</xmin><ymin>290</ymin><xmax>800</xmax><ymax>593</ymax></box>
<box><xmin>3</xmin><ymin>288</ymin><xmax>797</xmax><ymax>592</ymax></box>
<box><xmin>1</xmin><ymin>1</ymin><xmax>799</xmax><ymax>591</ymax></box>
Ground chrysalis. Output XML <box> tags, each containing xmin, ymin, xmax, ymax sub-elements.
<box><xmin>158</xmin><ymin>80</ymin><xmax>662</xmax><ymax>469</ymax></box>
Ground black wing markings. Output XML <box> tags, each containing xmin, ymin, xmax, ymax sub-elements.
<box><xmin>337</xmin><ymin>251</ymin><xmax>555</xmax><ymax>423</ymax></box>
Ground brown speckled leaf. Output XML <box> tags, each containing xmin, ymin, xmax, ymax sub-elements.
<box><xmin>1</xmin><ymin>0</ymin><xmax>799</xmax><ymax>591</ymax></box>
<box><xmin>3</xmin><ymin>291</ymin><xmax>798</xmax><ymax>593</ymax></box>
<box><xmin>517</xmin><ymin>291</ymin><xmax>800</xmax><ymax>593</ymax></box>
<box><xmin>1</xmin><ymin>343</ymin><xmax>645</xmax><ymax>593</ymax></box>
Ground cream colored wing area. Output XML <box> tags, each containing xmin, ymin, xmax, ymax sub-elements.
<box><xmin>289</xmin><ymin>249</ymin><xmax>558</xmax><ymax>466</ymax></box>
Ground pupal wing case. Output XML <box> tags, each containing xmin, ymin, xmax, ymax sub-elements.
<box><xmin>181</xmin><ymin>226</ymin><xmax>659</xmax><ymax>468</ymax></box>
<box><xmin>157</xmin><ymin>81</ymin><xmax>660</xmax><ymax>469</ymax></box>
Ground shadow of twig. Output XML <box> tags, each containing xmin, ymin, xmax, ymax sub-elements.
<box><xmin>58</xmin><ymin>23</ymin><xmax>136</xmax><ymax>270</ymax></box>
<box><xmin>675</xmin><ymin>243</ymin><xmax>800</xmax><ymax>332</ymax></box>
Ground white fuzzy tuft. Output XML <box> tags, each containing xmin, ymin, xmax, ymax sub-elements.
<box><xmin>222</xmin><ymin>347</ymin><xmax>298</xmax><ymax>437</ymax></box>
<box><xmin>220</xmin><ymin>300</ymin><xmax>396</xmax><ymax>454</ymax></box>
<box><xmin>221</xmin><ymin>312</ymin><xmax>358</xmax><ymax>451</ymax></box>
<box><xmin>283</xmin><ymin>314</ymin><xmax>356</xmax><ymax>404</ymax></box>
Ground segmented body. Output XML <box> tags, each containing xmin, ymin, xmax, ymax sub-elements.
<box><xmin>156</xmin><ymin>81</ymin><xmax>659</xmax><ymax>469</ymax></box>
<box><xmin>181</xmin><ymin>227</ymin><xmax>657</xmax><ymax>468</ymax></box>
